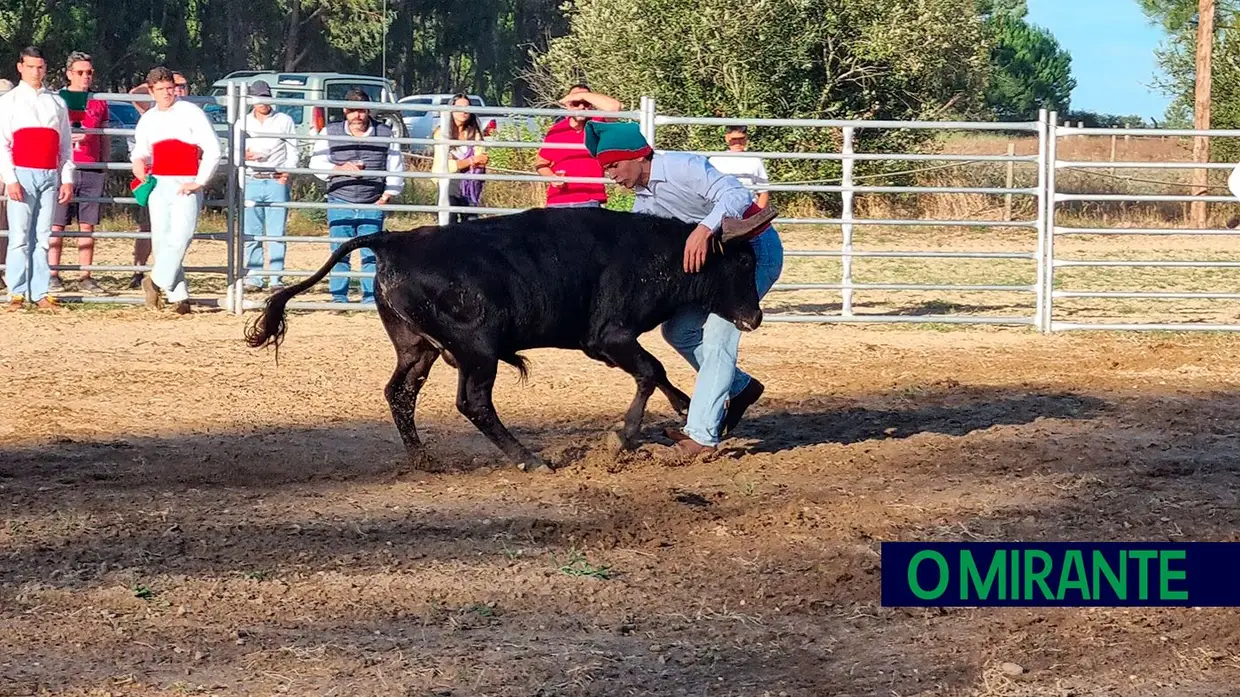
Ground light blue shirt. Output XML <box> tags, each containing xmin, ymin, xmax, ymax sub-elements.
<box><xmin>632</xmin><ymin>152</ymin><xmax>754</xmax><ymax>232</ymax></box>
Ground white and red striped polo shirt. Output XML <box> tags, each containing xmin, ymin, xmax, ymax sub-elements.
<box><xmin>130</xmin><ymin>99</ymin><xmax>222</xmax><ymax>187</ymax></box>
<box><xmin>0</xmin><ymin>81</ymin><xmax>75</xmax><ymax>185</ymax></box>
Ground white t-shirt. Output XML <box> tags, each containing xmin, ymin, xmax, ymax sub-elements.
<box><xmin>708</xmin><ymin>153</ymin><xmax>769</xmax><ymax>192</ymax></box>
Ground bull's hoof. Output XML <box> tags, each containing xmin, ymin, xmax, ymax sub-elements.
<box><xmin>407</xmin><ymin>449</ymin><xmax>446</xmax><ymax>473</ymax></box>
<box><xmin>518</xmin><ymin>457</ymin><xmax>555</xmax><ymax>474</ymax></box>
<box><xmin>604</xmin><ymin>430</ymin><xmax>637</xmax><ymax>454</ymax></box>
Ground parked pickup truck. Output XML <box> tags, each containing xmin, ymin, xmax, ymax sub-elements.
<box><xmin>205</xmin><ymin>71</ymin><xmax>408</xmax><ymax>155</ymax></box>
<box><xmin>398</xmin><ymin>93</ymin><xmax>542</xmax><ymax>153</ymax></box>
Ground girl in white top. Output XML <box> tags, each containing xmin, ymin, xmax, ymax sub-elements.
<box><xmin>129</xmin><ymin>66</ymin><xmax>221</xmax><ymax>314</ymax></box>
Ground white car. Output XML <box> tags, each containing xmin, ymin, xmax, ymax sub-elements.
<box><xmin>398</xmin><ymin>93</ymin><xmax>542</xmax><ymax>152</ymax></box>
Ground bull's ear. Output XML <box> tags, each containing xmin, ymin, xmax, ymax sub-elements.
<box><xmin>719</xmin><ymin>204</ymin><xmax>778</xmax><ymax>246</ymax></box>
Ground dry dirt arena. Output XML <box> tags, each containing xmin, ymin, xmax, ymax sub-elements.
<box><xmin>3</xmin><ymin>305</ymin><xmax>1240</xmax><ymax>696</ymax></box>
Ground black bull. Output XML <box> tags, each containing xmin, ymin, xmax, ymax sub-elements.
<box><xmin>245</xmin><ymin>207</ymin><xmax>766</xmax><ymax>472</ymax></box>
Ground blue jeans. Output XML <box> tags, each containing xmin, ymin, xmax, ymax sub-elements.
<box><xmin>243</xmin><ymin>178</ymin><xmax>289</xmax><ymax>287</ymax></box>
<box><xmin>5</xmin><ymin>167</ymin><xmax>59</xmax><ymax>303</ymax></box>
<box><xmin>327</xmin><ymin>198</ymin><xmax>383</xmax><ymax>304</ymax></box>
<box><xmin>661</xmin><ymin>228</ymin><xmax>784</xmax><ymax>447</ymax></box>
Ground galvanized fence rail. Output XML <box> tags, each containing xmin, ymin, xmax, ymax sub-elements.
<box><xmin>4</xmin><ymin>92</ymin><xmax>1240</xmax><ymax>333</ymax></box>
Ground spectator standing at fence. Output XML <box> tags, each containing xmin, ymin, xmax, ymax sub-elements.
<box><xmin>129</xmin><ymin>66</ymin><xmax>221</xmax><ymax>315</ymax></box>
<box><xmin>432</xmin><ymin>93</ymin><xmax>488</xmax><ymax>223</ymax></box>
<box><xmin>707</xmin><ymin>125</ymin><xmax>770</xmax><ymax>210</ymax></box>
<box><xmin>0</xmin><ymin>78</ymin><xmax>11</xmax><ymax>292</ymax></box>
<box><xmin>48</xmin><ymin>51</ymin><xmax>108</xmax><ymax>295</ymax></box>
<box><xmin>126</xmin><ymin>71</ymin><xmax>187</xmax><ymax>290</ymax></box>
<box><xmin>584</xmin><ymin>118</ymin><xmax>783</xmax><ymax>458</ymax></box>
<box><xmin>533</xmin><ymin>85</ymin><xmax>618</xmax><ymax>208</ymax></box>
<box><xmin>236</xmin><ymin>80</ymin><xmax>297</xmax><ymax>291</ymax></box>
<box><xmin>308</xmin><ymin>89</ymin><xmax>403</xmax><ymax>306</ymax></box>
<box><xmin>1</xmin><ymin>46</ymin><xmax>75</xmax><ymax>312</ymax></box>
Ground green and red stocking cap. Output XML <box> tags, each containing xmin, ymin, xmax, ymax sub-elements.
<box><xmin>584</xmin><ymin>120</ymin><xmax>652</xmax><ymax>166</ymax></box>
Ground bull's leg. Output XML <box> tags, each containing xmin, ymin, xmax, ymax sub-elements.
<box><xmin>378</xmin><ymin>311</ymin><xmax>440</xmax><ymax>467</ymax></box>
<box><xmin>456</xmin><ymin>359</ymin><xmax>551</xmax><ymax>473</ymax></box>
<box><xmin>657</xmin><ymin>377</ymin><xmax>692</xmax><ymax>417</ymax></box>
<box><xmin>597</xmin><ymin>339</ymin><xmax>679</xmax><ymax>448</ymax></box>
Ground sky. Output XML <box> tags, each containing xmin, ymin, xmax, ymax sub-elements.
<box><xmin>1026</xmin><ymin>0</ymin><xmax>1173</xmax><ymax>120</ymax></box>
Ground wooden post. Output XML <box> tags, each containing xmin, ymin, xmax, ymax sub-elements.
<box><xmin>1004</xmin><ymin>142</ymin><xmax>1015</xmax><ymax>221</ymax></box>
<box><xmin>1191</xmin><ymin>0</ymin><xmax>1215</xmax><ymax>227</ymax></box>
<box><xmin>1110</xmin><ymin>127</ymin><xmax>1117</xmax><ymax>176</ymax></box>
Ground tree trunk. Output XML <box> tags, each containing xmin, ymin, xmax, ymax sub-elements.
<box><xmin>284</xmin><ymin>0</ymin><xmax>302</xmax><ymax>71</ymax></box>
<box><xmin>1191</xmin><ymin>0</ymin><xmax>1214</xmax><ymax>227</ymax></box>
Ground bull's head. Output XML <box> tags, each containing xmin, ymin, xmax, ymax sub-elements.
<box><xmin>706</xmin><ymin>234</ymin><xmax>764</xmax><ymax>333</ymax></box>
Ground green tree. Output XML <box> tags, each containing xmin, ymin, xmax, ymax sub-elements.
<box><xmin>983</xmin><ymin>14</ymin><xmax>1075</xmax><ymax>119</ymax></box>
<box><xmin>528</xmin><ymin>0</ymin><xmax>992</xmax><ymax>209</ymax></box>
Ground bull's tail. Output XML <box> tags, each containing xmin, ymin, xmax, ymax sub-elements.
<box><xmin>244</xmin><ymin>231</ymin><xmax>388</xmax><ymax>356</ymax></box>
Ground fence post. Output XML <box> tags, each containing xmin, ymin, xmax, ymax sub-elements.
<box><xmin>639</xmin><ymin>96</ymin><xmax>656</xmax><ymax>146</ymax></box>
<box><xmin>1042</xmin><ymin>111</ymin><xmax>1059</xmax><ymax>332</ymax></box>
<box><xmin>1004</xmin><ymin>141</ymin><xmax>1015</xmax><ymax>221</ymax></box>
<box><xmin>436</xmin><ymin>107</ymin><xmax>451</xmax><ymax>226</ymax></box>
<box><xmin>841</xmin><ymin>126</ymin><xmax>855</xmax><ymax>317</ymax></box>
<box><xmin>227</xmin><ymin>81</ymin><xmax>243</xmax><ymax>315</ymax></box>
<box><xmin>1033</xmin><ymin>109</ymin><xmax>1048</xmax><ymax>332</ymax></box>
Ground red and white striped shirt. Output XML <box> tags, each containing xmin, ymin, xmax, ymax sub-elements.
<box><xmin>130</xmin><ymin>99</ymin><xmax>222</xmax><ymax>187</ymax></box>
<box><xmin>0</xmin><ymin>81</ymin><xmax>74</xmax><ymax>185</ymax></box>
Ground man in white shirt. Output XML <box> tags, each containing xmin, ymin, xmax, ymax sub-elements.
<box><xmin>235</xmin><ymin>80</ymin><xmax>297</xmax><ymax>291</ymax></box>
<box><xmin>584</xmin><ymin>118</ymin><xmax>784</xmax><ymax>458</ymax></box>
<box><xmin>129</xmin><ymin>65</ymin><xmax>221</xmax><ymax>315</ymax></box>
<box><xmin>707</xmin><ymin>125</ymin><xmax>770</xmax><ymax>209</ymax></box>
<box><xmin>0</xmin><ymin>78</ymin><xmax>10</xmax><ymax>293</ymax></box>
<box><xmin>0</xmin><ymin>46</ymin><xmax>74</xmax><ymax>312</ymax></box>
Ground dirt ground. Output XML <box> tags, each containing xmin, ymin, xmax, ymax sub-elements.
<box><xmin>3</xmin><ymin>302</ymin><xmax>1240</xmax><ymax>696</ymax></box>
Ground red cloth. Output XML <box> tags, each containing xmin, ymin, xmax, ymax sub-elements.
<box><xmin>537</xmin><ymin>118</ymin><xmax>607</xmax><ymax>206</ymax></box>
<box><xmin>151</xmin><ymin>139</ymin><xmax>203</xmax><ymax>176</ymax></box>
<box><xmin>67</xmin><ymin>96</ymin><xmax>109</xmax><ymax>163</ymax></box>
<box><xmin>11</xmin><ymin>127</ymin><xmax>60</xmax><ymax>169</ymax></box>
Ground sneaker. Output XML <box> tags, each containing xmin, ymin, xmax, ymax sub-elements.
<box><xmin>47</xmin><ymin>277</ymin><xmax>64</xmax><ymax>293</ymax></box>
<box><xmin>78</xmin><ymin>277</ymin><xmax>105</xmax><ymax>295</ymax></box>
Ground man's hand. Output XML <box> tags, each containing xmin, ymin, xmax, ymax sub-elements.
<box><xmin>132</xmin><ymin>161</ymin><xmax>147</xmax><ymax>183</ymax></box>
<box><xmin>336</xmin><ymin>162</ymin><xmax>362</xmax><ymax>172</ymax></box>
<box><xmin>6</xmin><ymin>183</ymin><xmax>23</xmax><ymax>203</ymax></box>
<box><xmin>178</xmin><ymin>182</ymin><xmax>203</xmax><ymax>196</ymax></box>
<box><xmin>277</xmin><ymin>173</ymin><xmax>289</xmax><ymax>186</ymax></box>
<box><xmin>57</xmin><ymin>183</ymin><xmax>73</xmax><ymax>205</ymax></box>
<box><xmin>377</xmin><ymin>193</ymin><xmax>392</xmax><ymax>206</ymax></box>
<box><xmin>683</xmin><ymin>224</ymin><xmax>713</xmax><ymax>273</ymax></box>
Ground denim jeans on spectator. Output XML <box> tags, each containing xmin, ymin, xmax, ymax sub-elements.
<box><xmin>327</xmin><ymin>196</ymin><xmax>383</xmax><ymax>304</ymax></box>
<box><xmin>243</xmin><ymin>177</ymin><xmax>289</xmax><ymax>288</ymax></box>
<box><xmin>5</xmin><ymin>166</ymin><xmax>59</xmax><ymax>302</ymax></box>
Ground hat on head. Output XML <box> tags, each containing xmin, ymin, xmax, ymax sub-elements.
<box><xmin>250</xmin><ymin>80</ymin><xmax>272</xmax><ymax>98</ymax></box>
<box><xmin>130</xmin><ymin>175</ymin><xmax>157</xmax><ymax>207</ymax></box>
<box><xmin>584</xmin><ymin>120</ymin><xmax>653</xmax><ymax>167</ymax></box>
